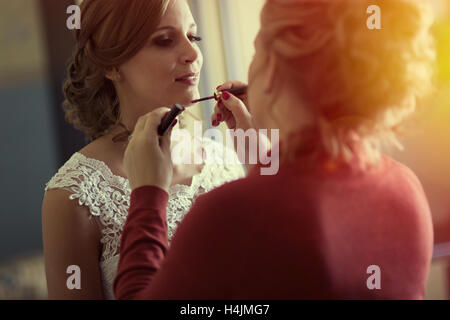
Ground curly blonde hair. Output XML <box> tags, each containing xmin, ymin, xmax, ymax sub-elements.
<box><xmin>260</xmin><ymin>0</ymin><xmax>436</xmax><ymax>163</ymax></box>
<box><xmin>63</xmin><ymin>0</ymin><xmax>170</xmax><ymax>142</ymax></box>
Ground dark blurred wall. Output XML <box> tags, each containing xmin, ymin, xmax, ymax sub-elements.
<box><xmin>0</xmin><ymin>0</ymin><xmax>85</xmax><ymax>262</ymax></box>
<box><xmin>0</xmin><ymin>81</ymin><xmax>57</xmax><ymax>260</ymax></box>
<box><xmin>39</xmin><ymin>0</ymin><xmax>86</xmax><ymax>164</ymax></box>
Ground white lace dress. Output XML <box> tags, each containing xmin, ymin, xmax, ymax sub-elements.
<box><xmin>44</xmin><ymin>138</ymin><xmax>245</xmax><ymax>299</ymax></box>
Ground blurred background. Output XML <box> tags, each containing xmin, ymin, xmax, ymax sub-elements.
<box><xmin>0</xmin><ymin>0</ymin><xmax>448</xmax><ymax>299</ymax></box>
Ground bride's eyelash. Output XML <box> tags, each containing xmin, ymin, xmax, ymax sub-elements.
<box><xmin>152</xmin><ymin>33</ymin><xmax>202</xmax><ymax>48</ymax></box>
<box><xmin>189</xmin><ymin>35</ymin><xmax>202</xmax><ymax>42</ymax></box>
<box><xmin>153</xmin><ymin>37</ymin><xmax>173</xmax><ymax>47</ymax></box>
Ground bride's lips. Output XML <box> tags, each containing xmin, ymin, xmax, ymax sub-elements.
<box><xmin>175</xmin><ymin>72</ymin><xmax>199</xmax><ymax>86</ymax></box>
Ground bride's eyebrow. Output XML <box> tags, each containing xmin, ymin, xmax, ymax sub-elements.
<box><xmin>154</xmin><ymin>23</ymin><xmax>197</xmax><ymax>32</ymax></box>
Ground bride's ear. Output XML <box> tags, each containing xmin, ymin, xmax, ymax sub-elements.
<box><xmin>263</xmin><ymin>52</ymin><xmax>278</xmax><ymax>94</ymax></box>
<box><xmin>105</xmin><ymin>67</ymin><xmax>122</xmax><ymax>82</ymax></box>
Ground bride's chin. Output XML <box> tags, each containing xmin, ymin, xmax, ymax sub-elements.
<box><xmin>182</xmin><ymin>100</ymin><xmax>196</xmax><ymax>108</ymax></box>
<box><xmin>179</xmin><ymin>93</ymin><xmax>199</xmax><ymax>107</ymax></box>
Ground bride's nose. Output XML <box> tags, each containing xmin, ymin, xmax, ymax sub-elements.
<box><xmin>180</xmin><ymin>40</ymin><xmax>200</xmax><ymax>65</ymax></box>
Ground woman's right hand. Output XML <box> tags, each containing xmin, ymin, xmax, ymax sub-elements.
<box><xmin>124</xmin><ymin>108</ymin><xmax>174</xmax><ymax>192</ymax></box>
<box><xmin>212</xmin><ymin>81</ymin><xmax>264</xmax><ymax>173</ymax></box>
<box><xmin>211</xmin><ymin>81</ymin><xmax>253</xmax><ymax>131</ymax></box>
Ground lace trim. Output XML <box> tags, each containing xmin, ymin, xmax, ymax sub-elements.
<box><xmin>45</xmin><ymin>153</ymin><xmax>131</xmax><ymax>261</ymax></box>
<box><xmin>44</xmin><ymin>138</ymin><xmax>245</xmax><ymax>261</ymax></box>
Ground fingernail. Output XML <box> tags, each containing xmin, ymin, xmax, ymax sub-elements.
<box><xmin>212</xmin><ymin>120</ymin><xmax>218</xmax><ymax>127</ymax></box>
<box><xmin>222</xmin><ymin>91</ymin><xmax>230</xmax><ymax>100</ymax></box>
<box><xmin>217</xmin><ymin>114</ymin><xmax>222</xmax><ymax>121</ymax></box>
<box><xmin>216</xmin><ymin>85</ymin><xmax>222</xmax><ymax>90</ymax></box>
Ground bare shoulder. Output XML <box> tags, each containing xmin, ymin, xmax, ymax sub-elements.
<box><xmin>42</xmin><ymin>188</ymin><xmax>101</xmax><ymax>246</ymax></box>
<box><xmin>42</xmin><ymin>189</ymin><xmax>104</xmax><ymax>299</ymax></box>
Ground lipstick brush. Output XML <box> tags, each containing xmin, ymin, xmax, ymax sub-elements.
<box><xmin>191</xmin><ymin>85</ymin><xmax>248</xmax><ymax>104</ymax></box>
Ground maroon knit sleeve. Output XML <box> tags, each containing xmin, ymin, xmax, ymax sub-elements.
<box><xmin>113</xmin><ymin>186</ymin><xmax>169</xmax><ymax>300</ymax></box>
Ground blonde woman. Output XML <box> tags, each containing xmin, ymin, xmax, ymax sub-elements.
<box><xmin>41</xmin><ymin>0</ymin><xmax>244</xmax><ymax>300</ymax></box>
<box><xmin>114</xmin><ymin>0</ymin><xmax>436</xmax><ymax>299</ymax></box>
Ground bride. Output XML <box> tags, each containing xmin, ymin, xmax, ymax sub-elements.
<box><xmin>41</xmin><ymin>0</ymin><xmax>244</xmax><ymax>299</ymax></box>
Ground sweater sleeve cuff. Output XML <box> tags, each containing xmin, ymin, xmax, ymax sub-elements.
<box><xmin>130</xmin><ymin>186</ymin><xmax>169</xmax><ymax>211</ymax></box>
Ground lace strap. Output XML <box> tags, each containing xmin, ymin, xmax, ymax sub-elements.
<box><xmin>45</xmin><ymin>153</ymin><xmax>131</xmax><ymax>261</ymax></box>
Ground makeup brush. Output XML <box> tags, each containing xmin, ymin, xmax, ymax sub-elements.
<box><xmin>191</xmin><ymin>85</ymin><xmax>248</xmax><ymax>104</ymax></box>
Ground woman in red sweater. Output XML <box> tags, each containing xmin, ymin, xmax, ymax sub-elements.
<box><xmin>114</xmin><ymin>0</ymin><xmax>435</xmax><ymax>299</ymax></box>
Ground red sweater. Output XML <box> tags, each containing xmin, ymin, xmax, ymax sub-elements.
<box><xmin>113</xmin><ymin>151</ymin><xmax>433</xmax><ymax>299</ymax></box>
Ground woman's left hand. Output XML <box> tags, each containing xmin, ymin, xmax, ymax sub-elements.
<box><xmin>124</xmin><ymin>108</ymin><xmax>175</xmax><ymax>192</ymax></box>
